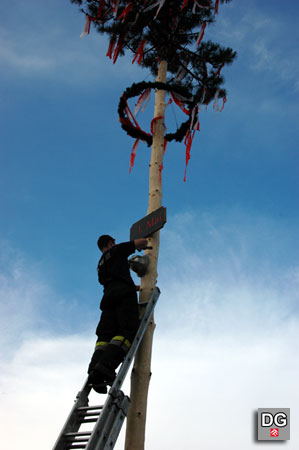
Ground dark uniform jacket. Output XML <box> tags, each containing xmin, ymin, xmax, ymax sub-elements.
<box><xmin>97</xmin><ymin>241</ymin><xmax>136</xmax><ymax>310</ymax></box>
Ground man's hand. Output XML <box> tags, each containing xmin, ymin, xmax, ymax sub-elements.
<box><xmin>134</xmin><ymin>238</ymin><xmax>149</xmax><ymax>251</ymax></box>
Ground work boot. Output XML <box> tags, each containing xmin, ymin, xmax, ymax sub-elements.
<box><xmin>94</xmin><ymin>345</ymin><xmax>126</xmax><ymax>384</ymax></box>
<box><xmin>88</xmin><ymin>366</ymin><xmax>107</xmax><ymax>393</ymax></box>
<box><xmin>87</xmin><ymin>348</ymin><xmax>105</xmax><ymax>375</ymax></box>
<box><xmin>92</xmin><ymin>380</ymin><xmax>108</xmax><ymax>394</ymax></box>
<box><xmin>87</xmin><ymin>349</ymin><xmax>108</xmax><ymax>393</ymax></box>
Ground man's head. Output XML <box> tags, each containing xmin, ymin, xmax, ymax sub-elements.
<box><xmin>97</xmin><ymin>235</ymin><xmax>115</xmax><ymax>251</ymax></box>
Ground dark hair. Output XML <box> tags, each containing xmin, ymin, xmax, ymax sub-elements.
<box><xmin>97</xmin><ymin>235</ymin><xmax>115</xmax><ymax>251</ymax></box>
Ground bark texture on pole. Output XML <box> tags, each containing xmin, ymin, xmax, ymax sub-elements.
<box><xmin>124</xmin><ymin>60</ymin><xmax>168</xmax><ymax>450</ymax></box>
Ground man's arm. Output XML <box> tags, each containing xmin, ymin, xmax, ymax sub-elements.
<box><xmin>134</xmin><ymin>238</ymin><xmax>149</xmax><ymax>251</ymax></box>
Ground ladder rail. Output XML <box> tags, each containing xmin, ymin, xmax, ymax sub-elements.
<box><xmin>109</xmin><ymin>286</ymin><xmax>160</xmax><ymax>396</ymax></box>
<box><xmin>87</xmin><ymin>391</ymin><xmax>129</xmax><ymax>450</ymax></box>
<box><xmin>101</xmin><ymin>396</ymin><xmax>130</xmax><ymax>450</ymax></box>
<box><xmin>52</xmin><ymin>380</ymin><xmax>93</xmax><ymax>450</ymax></box>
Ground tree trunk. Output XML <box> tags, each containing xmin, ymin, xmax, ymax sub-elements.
<box><xmin>124</xmin><ymin>59</ymin><xmax>168</xmax><ymax>450</ymax></box>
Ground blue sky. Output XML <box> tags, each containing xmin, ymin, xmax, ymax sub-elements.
<box><xmin>0</xmin><ymin>1</ymin><xmax>298</xmax><ymax>449</ymax></box>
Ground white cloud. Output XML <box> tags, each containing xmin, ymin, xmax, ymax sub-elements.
<box><xmin>213</xmin><ymin>5</ymin><xmax>299</xmax><ymax>94</ymax></box>
<box><xmin>145</xmin><ymin>329</ymin><xmax>299</xmax><ymax>449</ymax></box>
<box><xmin>0</xmin><ymin>44</ymin><xmax>54</xmax><ymax>71</ymax></box>
<box><xmin>0</xmin><ymin>334</ymin><xmax>92</xmax><ymax>449</ymax></box>
<box><xmin>0</xmin><ymin>244</ymin><xmax>47</xmax><ymax>352</ymax></box>
<box><xmin>0</xmin><ymin>241</ymin><xmax>92</xmax><ymax>361</ymax></box>
<box><xmin>0</xmin><ymin>21</ymin><xmax>142</xmax><ymax>85</ymax></box>
<box><xmin>0</xmin><ymin>210</ymin><xmax>298</xmax><ymax>449</ymax></box>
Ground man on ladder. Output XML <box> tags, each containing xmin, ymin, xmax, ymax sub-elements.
<box><xmin>88</xmin><ymin>235</ymin><xmax>148</xmax><ymax>393</ymax></box>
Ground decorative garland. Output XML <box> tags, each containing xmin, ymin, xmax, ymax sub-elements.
<box><xmin>118</xmin><ymin>80</ymin><xmax>199</xmax><ymax>146</ymax></box>
<box><xmin>117</xmin><ymin>80</ymin><xmax>210</xmax><ymax>179</ymax></box>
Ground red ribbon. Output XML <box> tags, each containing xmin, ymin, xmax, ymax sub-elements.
<box><xmin>129</xmin><ymin>138</ymin><xmax>140</xmax><ymax>173</ymax></box>
<box><xmin>134</xmin><ymin>88</ymin><xmax>151</xmax><ymax>116</ymax></box>
<box><xmin>112</xmin><ymin>0</ymin><xmax>120</xmax><ymax>17</ymax></box>
<box><xmin>213</xmin><ymin>89</ymin><xmax>220</xmax><ymax>111</ymax></box>
<box><xmin>112</xmin><ymin>35</ymin><xmax>127</xmax><ymax>64</ymax></box>
<box><xmin>106</xmin><ymin>34</ymin><xmax>117</xmax><ymax>59</ymax></box>
<box><xmin>132</xmin><ymin>40</ymin><xmax>147</xmax><ymax>65</ymax></box>
<box><xmin>113</xmin><ymin>38</ymin><xmax>122</xmax><ymax>64</ymax></box>
<box><xmin>183</xmin><ymin>103</ymin><xmax>201</xmax><ymax>181</ymax></box>
<box><xmin>196</xmin><ymin>21</ymin><xmax>206</xmax><ymax>46</ymax></box>
<box><xmin>80</xmin><ymin>0</ymin><xmax>107</xmax><ymax>36</ymax></box>
<box><xmin>121</xmin><ymin>94</ymin><xmax>151</xmax><ymax>136</ymax></box>
<box><xmin>117</xmin><ymin>3</ymin><xmax>133</xmax><ymax>22</ymax></box>
<box><xmin>86</xmin><ymin>15</ymin><xmax>92</xmax><ymax>34</ymax></box>
<box><xmin>124</xmin><ymin>97</ymin><xmax>142</xmax><ymax>130</ymax></box>
<box><xmin>181</xmin><ymin>0</ymin><xmax>189</xmax><ymax>11</ymax></box>
<box><xmin>97</xmin><ymin>0</ymin><xmax>105</xmax><ymax>18</ymax></box>
<box><xmin>184</xmin><ymin>130</ymin><xmax>196</xmax><ymax>182</ymax></box>
<box><xmin>151</xmin><ymin>115</ymin><xmax>164</xmax><ymax>135</ymax></box>
<box><xmin>220</xmin><ymin>95</ymin><xmax>226</xmax><ymax>112</ymax></box>
<box><xmin>170</xmin><ymin>92</ymin><xmax>189</xmax><ymax>115</ymax></box>
<box><xmin>215</xmin><ymin>0</ymin><xmax>219</xmax><ymax>14</ymax></box>
<box><xmin>190</xmin><ymin>105</ymin><xmax>200</xmax><ymax>131</ymax></box>
<box><xmin>159</xmin><ymin>139</ymin><xmax>168</xmax><ymax>184</ymax></box>
<box><xmin>80</xmin><ymin>15</ymin><xmax>93</xmax><ymax>38</ymax></box>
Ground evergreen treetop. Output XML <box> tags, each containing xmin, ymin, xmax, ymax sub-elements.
<box><xmin>71</xmin><ymin>0</ymin><xmax>236</xmax><ymax>177</ymax></box>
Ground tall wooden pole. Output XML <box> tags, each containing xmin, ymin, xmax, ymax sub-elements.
<box><xmin>124</xmin><ymin>59</ymin><xmax>168</xmax><ymax>450</ymax></box>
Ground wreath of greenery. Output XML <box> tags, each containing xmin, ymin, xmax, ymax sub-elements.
<box><xmin>117</xmin><ymin>81</ymin><xmax>199</xmax><ymax>146</ymax></box>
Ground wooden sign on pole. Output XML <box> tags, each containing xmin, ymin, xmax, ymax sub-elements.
<box><xmin>130</xmin><ymin>206</ymin><xmax>167</xmax><ymax>240</ymax></box>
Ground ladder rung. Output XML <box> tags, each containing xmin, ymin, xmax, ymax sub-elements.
<box><xmin>77</xmin><ymin>405</ymin><xmax>103</xmax><ymax>411</ymax></box>
<box><xmin>64</xmin><ymin>431</ymin><xmax>91</xmax><ymax>448</ymax></box>
<box><xmin>65</xmin><ymin>432</ymin><xmax>92</xmax><ymax>438</ymax></box>
<box><xmin>80</xmin><ymin>412</ymin><xmax>101</xmax><ymax>417</ymax></box>
<box><xmin>82</xmin><ymin>418</ymin><xmax>98</xmax><ymax>423</ymax></box>
<box><xmin>67</xmin><ymin>445</ymin><xmax>86</xmax><ymax>449</ymax></box>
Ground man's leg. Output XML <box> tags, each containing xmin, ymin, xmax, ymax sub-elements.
<box><xmin>94</xmin><ymin>293</ymin><xmax>139</xmax><ymax>382</ymax></box>
<box><xmin>88</xmin><ymin>308</ymin><xmax>116</xmax><ymax>392</ymax></box>
<box><xmin>117</xmin><ymin>291</ymin><xmax>139</xmax><ymax>343</ymax></box>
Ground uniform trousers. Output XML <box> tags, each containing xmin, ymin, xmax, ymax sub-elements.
<box><xmin>96</xmin><ymin>291</ymin><xmax>139</xmax><ymax>348</ymax></box>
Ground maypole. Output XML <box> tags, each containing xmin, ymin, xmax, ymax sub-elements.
<box><xmin>125</xmin><ymin>59</ymin><xmax>167</xmax><ymax>449</ymax></box>
<box><xmin>70</xmin><ymin>1</ymin><xmax>236</xmax><ymax>448</ymax></box>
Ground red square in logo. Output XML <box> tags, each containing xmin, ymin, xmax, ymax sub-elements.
<box><xmin>270</xmin><ymin>428</ymin><xmax>279</xmax><ymax>437</ymax></box>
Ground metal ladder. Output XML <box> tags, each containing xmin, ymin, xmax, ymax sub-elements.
<box><xmin>52</xmin><ymin>287</ymin><xmax>160</xmax><ymax>450</ymax></box>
